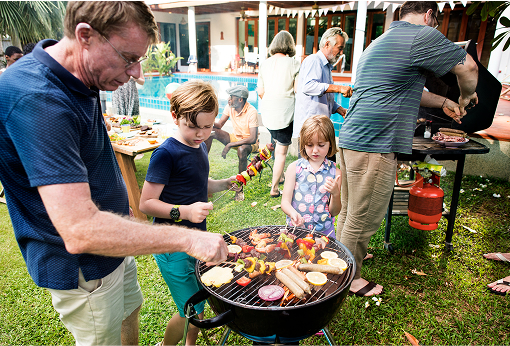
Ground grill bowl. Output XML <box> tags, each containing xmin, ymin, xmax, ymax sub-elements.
<box><xmin>186</xmin><ymin>225</ymin><xmax>356</xmax><ymax>343</ymax></box>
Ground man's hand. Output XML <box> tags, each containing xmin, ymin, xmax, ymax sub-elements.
<box><xmin>443</xmin><ymin>98</ymin><xmax>468</xmax><ymax>124</ymax></box>
<box><xmin>185</xmin><ymin>202</ymin><xmax>213</xmax><ymax>223</ymax></box>
<box><xmin>221</xmin><ymin>144</ymin><xmax>231</xmax><ymax>159</ymax></box>
<box><xmin>186</xmin><ymin>231</ymin><xmax>228</xmax><ymax>265</ymax></box>
<box><xmin>336</xmin><ymin>106</ymin><xmax>347</xmax><ymax>117</ymax></box>
<box><xmin>458</xmin><ymin>92</ymin><xmax>478</xmax><ymax>114</ymax></box>
<box><xmin>341</xmin><ymin>86</ymin><xmax>353</xmax><ymax>98</ymax></box>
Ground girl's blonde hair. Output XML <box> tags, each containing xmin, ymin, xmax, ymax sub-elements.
<box><xmin>299</xmin><ymin>114</ymin><xmax>338</xmax><ymax>160</ymax></box>
<box><xmin>170</xmin><ymin>80</ymin><xmax>218</xmax><ymax>126</ymax></box>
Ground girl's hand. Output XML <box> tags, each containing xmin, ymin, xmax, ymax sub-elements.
<box><xmin>290</xmin><ymin>213</ymin><xmax>305</xmax><ymax>227</ymax></box>
<box><xmin>186</xmin><ymin>202</ymin><xmax>213</xmax><ymax>223</ymax></box>
<box><xmin>324</xmin><ymin>176</ymin><xmax>341</xmax><ymax>197</ymax></box>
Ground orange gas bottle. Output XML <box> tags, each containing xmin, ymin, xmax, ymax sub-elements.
<box><xmin>408</xmin><ymin>172</ymin><xmax>444</xmax><ymax>231</ymax></box>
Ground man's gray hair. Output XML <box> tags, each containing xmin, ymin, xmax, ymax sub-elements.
<box><xmin>319</xmin><ymin>27</ymin><xmax>349</xmax><ymax>49</ymax></box>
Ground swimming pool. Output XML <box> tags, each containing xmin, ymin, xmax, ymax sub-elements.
<box><xmin>108</xmin><ymin>73</ymin><xmax>352</xmax><ymax>135</ymax></box>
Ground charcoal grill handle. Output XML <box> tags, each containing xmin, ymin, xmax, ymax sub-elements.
<box><xmin>184</xmin><ymin>289</ymin><xmax>234</xmax><ymax>329</ymax></box>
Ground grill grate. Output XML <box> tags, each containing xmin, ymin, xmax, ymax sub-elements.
<box><xmin>196</xmin><ymin>225</ymin><xmax>354</xmax><ymax>309</ymax></box>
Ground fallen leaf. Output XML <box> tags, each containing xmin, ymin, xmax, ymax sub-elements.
<box><xmin>404</xmin><ymin>331</ymin><xmax>420</xmax><ymax>346</ymax></box>
<box><xmin>411</xmin><ymin>269</ymin><xmax>427</xmax><ymax>276</ymax></box>
<box><xmin>251</xmin><ymin>202</ymin><xmax>257</xmax><ymax>207</ymax></box>
<box><xmin>462</xmin><ymin>225</ymin><xmax>477</xmax><ymax>233</ymax></box>
<box><xmin>270</xmin><ymin>204</ymin><xmax>281</xmax><ymax>211</ymax></box>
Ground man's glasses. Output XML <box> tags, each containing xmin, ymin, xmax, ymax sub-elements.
<box><xmin>99</xmin><ymin>32</ymin><xmax>148</xmax><ymax>69</ymax></box>
<box><xmin>430</xmin><ymin>11</ymin><xmax>440</xmax><ymax>29</ymax></box>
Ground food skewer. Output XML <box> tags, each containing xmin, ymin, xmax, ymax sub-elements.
<box><xmin>211</xmin><ymin>185</ymin><xmax>237</xmax><ymax>204</ymax></box>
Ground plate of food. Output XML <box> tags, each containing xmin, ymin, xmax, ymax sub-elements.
<box><xmin>432</xmin><ymin>128</ymin><xmax>469</xmax><ymax>147</ymax></box>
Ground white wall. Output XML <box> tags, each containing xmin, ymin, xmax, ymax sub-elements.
<box><xmin>196</xmin><ymin>12</ymin><xmax>238</xmax><ymax>72</ymax></box>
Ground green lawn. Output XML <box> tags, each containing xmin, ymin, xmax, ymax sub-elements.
<box><xmin>1</xmin><ymin>141</ymin><xmax>509</xmax><ymax>345</ymax></box>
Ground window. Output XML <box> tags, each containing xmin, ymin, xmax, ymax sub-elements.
<box><xmin>179</xmin><ymin>23</ymin><xmax>189</xmax><ymax>66</ymax></box>
<box><xmin>159</xmin><ymin>22</ymin><xmax>177</xmax><ymax>54</ymax></box>
<box><xmin>266</xmin><ymin>17</ymin><xmax>298</xmax><ymax>49</ymax></box>
<box><xmin>302</xmin><ymin>11</ymin><xmax>385</xmax><ymax>73</ymax></box>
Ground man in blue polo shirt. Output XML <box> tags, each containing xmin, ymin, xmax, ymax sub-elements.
<box><xmin>0</xmin><ymin>2</ymin><xmax>228</xmax><ymax>345</ymax></box>
<box><xmin>336</xmin><ymin>1</ymin><xmax>478</xmax><ymax>297</ymax></box>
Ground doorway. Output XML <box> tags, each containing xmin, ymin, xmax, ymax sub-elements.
<box><xmin>196</xmin><ymin>22</ymin><xmax>210</xmax><ymax>71</ymax></box>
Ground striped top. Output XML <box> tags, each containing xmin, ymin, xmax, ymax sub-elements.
<box><xmin>338</xmin><ymin>21</ymin><xmax>467</xmax><ymax>154</ymax></box>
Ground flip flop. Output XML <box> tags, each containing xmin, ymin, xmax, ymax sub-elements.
<box><xmin>484</xmin><ymin>253</ymin><xmax>510</xmax><ymax>263</ymax></box>
<box><xmin>487</xmin><ymin>279</ymin><xmax>510</xmax><ymax>296</ymax></box>
<box><xmin>279</xmin><ymin>178</ymin><xmax>285</xmax><ymax>185</ymax></box>
<box><xmin>348</xmin><ymin>281</ymin><xmax>383</xmax><ymax>297</ymax></box>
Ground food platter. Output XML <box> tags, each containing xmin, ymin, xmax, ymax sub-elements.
<box><xmin>433</xmin><ymin>138</ymin><xmax>469</xmax><ymax>147</ymax></box>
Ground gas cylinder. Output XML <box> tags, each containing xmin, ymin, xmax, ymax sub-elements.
<box><xmin>408</xmin><ymin>172</ymin><xmax>444</xmax><ymax>231</ymax></box>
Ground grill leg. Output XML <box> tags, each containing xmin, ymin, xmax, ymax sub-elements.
<box><xmin>218</xmin><ymin>327</ymin><xmax>231</xmax><ymax>346</ymax></box>
<box><xmin>322</xmin><ymin>327</ymin><xmax>337</xmax><ymax>346</ymax></box>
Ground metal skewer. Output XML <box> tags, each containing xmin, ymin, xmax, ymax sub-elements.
<box><xmin>211</xmin><ymin>185</ymin><xmax>237</xmax><ymax>204</ymax></box>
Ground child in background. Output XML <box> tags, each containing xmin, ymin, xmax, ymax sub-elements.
<box><xmin>281</xmin><ymin>114</ymin><xmax>341</xmax><ymax>238</ymax></box>
<box><xmin>139</xmin><ymin>80</ymin><xmax>240</xmax><ymax>346</ymax></box>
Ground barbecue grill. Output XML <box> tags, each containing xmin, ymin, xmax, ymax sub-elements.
<box><xmin>185</xmin><ymin>225</ymin><xmax>356</xmax><ymax>345</ymax></box>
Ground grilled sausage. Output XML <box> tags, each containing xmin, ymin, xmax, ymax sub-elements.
<box><xmin>276</xmin><ymin>271</ymin><xmax>305</xmax><ymax>299</ymax></box>
<box><xmin>298</xmin><ymin>263</ymin><xmax>341</xmax><ymax>275</ymax></box>
<box><xmin>282</xmin><ymin>268</ymin><xmax>311</xmax><ymax>295</ymax></box>
<box><xmin>288</xmin><ymin>265</ymin><xmax>306</xmax><ymax>280</ymax></box>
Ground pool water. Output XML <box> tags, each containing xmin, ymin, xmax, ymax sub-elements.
<box><xmin>109</xmin><ymin>73</ymin><xmax>351</xmax><ymax>135</ymax></box>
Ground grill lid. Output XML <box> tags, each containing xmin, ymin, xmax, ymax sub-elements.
<box><xmin>196</xmin><ymin>225</ymin><xmax>355</xmax><ymax>310</ymax></box>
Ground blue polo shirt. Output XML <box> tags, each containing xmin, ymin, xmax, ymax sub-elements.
<box><xmin>0</xmin><ymin>40</ymin><xmax>128</xmax><ymax>290</ymax></box>
<box><xmin>338</xmin><ymin>22</ymin><xmax>466</xmax><ymax>154</ymax></box>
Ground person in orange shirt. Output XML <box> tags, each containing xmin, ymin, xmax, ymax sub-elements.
<box><xmin>205</xmin><ymin>85</ymin><xmax>259</xmax><ymax>201</ymax></box>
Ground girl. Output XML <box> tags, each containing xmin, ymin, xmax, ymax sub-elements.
<box><xmin>281</xmin><ymin>114</ymin><xmax>341</xmax><ymax>237</ymax></box>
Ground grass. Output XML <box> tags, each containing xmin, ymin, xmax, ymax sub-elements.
<box><xmin>1</xmin><ymin>141</ymin><xmax>509</xmax><ymax>345</ymax></box>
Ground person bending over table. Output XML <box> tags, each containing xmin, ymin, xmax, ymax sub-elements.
<box><xmin>336</xmin><ymin>0</ymin><xmax>479</xmax><ymax>297</ymax></box>
<box><xmin>0</xmin><ymin>2</ymin><xmax>228</xmax><ymax>345</ymax></box>
<box><xmin>205</xmin><ymin>85</ymin><xmax>259</xmax><ymax>201</ymax></box>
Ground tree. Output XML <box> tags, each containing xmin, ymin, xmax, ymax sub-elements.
<box><xmin>467</xmin><ymin>1</ymin><xmax>510</xmax><ymax>51</ymax></box>
<box><xmin>0</xmin><ymin>1</ymin><xmax>66</xmax><ymax>47</ymax></box>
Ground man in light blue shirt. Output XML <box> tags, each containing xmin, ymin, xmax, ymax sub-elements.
<box><xmin>293</xmin><ymin>27</ymin><xmax>353</xmax><ymax>139</ymax></box>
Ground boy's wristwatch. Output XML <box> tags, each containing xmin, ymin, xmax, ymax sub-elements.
<box><xmin>169</xmin><ymin>205</ymin><xmax>182</xmax><ymax>222</ymax></box>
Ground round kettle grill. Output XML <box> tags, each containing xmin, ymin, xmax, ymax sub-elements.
<box><xmin>184</xmin><ymin>225</ymin><xmax>356</xmax><ymax>345</ymax></box>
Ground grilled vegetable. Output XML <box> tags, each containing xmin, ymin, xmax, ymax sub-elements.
<box><xmin>236</xmin><ymin>276</ymin><xmax>251</xmax><ymax>287</ymax></box>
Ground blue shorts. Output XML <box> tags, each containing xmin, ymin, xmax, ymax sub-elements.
<box><xmin>153</xmin><ymin>252</ymin><xmax>205</xmax><ymax>317</ymax></box>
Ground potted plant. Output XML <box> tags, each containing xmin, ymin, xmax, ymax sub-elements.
<box><xmin>142</xmin><ymin>42</ymin><xmax>182</xmax><ymax>77</ymax></box>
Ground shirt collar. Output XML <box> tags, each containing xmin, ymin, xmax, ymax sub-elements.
<box><xmin>33</xmin><ymin>39</ymin><xmax>97</xmax><ymax>97</ymax></box>
<box><xmin>234</xmin><ymin>101</ymin><xmax>250</xmax><ymax>116</ymax></box>
<box><xmin>317</xmin><ymin>50</ymin><xmax>334</xmax><ymax>71</ymax></box>
<box><xmin>303</xmin><ymin>158</ymin><xmax>331</xmax><ymax>174</ymax></box>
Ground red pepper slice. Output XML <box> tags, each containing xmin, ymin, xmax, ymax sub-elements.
<box><xmin>236</xmin><ymin>174</ymin><xmax>247</xmax><ymax>185</ymax></box>
<box><xmin>236</xmin><ymin>276</ymin><xmax>251</xmax><ymax>287</ymax></box>
<box><xmin>242</xmin><ymin>245</ymin><xmax>254</xmax><ymax>253</ymax></box>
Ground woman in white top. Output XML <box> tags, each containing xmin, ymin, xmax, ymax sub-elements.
<box><xmin>257</xmin><ymin>31</ymin><xmax>301</xmax><ymax>198</ymax></box>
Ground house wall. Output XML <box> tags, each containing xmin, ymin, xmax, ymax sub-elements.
<box><xmin>195</xmin><ymin>12</ymin><xmax>238</xmax><ymax>72</ymax></box>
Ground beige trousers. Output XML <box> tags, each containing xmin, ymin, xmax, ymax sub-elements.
<box><xmin>336</xmin><ymin>149</ymin><xmax>398</xmax><ymax>279</ymax></box>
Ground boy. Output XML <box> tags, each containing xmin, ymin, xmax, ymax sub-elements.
<box><xmin>139</xmin><ymin>80</ymin><xmax>240</xmax><ymax>345</ymax></box>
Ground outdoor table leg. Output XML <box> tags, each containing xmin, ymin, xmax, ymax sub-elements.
<box><xmin>444</xmin><ymin>155</ymin><xmax>466</xmax><ymax>252</ymax></box>
<box><xmin>114</xmin><ymin>151</ymin><xmax>147</xmax><ymax>220</ymax></box>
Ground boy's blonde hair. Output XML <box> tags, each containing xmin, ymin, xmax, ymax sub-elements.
<box><xmin>299</xmin><ymin>114</ymin><xmax>338</xmax><ymax>160</ymax></box>
<box><xmin>65</xmin><ymin>2</ymin><xmax>158</xmax><ymax>44</ymax></box>
<box><xmin>170</xmin><ymin>80</ymin><xmax>219</xmax><ymax>126</ymax></box>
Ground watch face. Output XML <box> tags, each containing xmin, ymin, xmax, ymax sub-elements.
<box><xmin>170</xmin><ymin>207</ymin><xmax>180</xmax><ymax>220</ymax></box>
